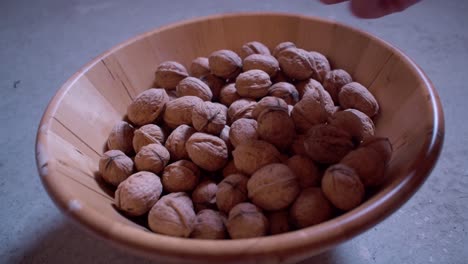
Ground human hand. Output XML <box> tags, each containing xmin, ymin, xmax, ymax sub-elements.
<box><xmin>320</xmin><ymin>0</ymin><xmax>421</xmax><ymax>18</ymax></box>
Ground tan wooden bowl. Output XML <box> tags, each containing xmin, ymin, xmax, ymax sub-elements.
<box><xmin>35</xmin><ymin>13</ymin><xmax>444</xmax><ymax>263</ymax></box>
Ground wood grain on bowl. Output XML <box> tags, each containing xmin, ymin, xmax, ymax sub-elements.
<box><xmin>35</xmin><ymin>13</ymin><xmax>444</xmax><ymax>263</ymax></box>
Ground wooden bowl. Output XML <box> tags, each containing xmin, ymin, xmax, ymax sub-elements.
<box><xmin>35</xmin><ymin>13</ymin><xmax>444</xmax><ymax>263</ymax></box>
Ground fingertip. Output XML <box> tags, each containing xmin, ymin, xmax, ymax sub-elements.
<box><xmin>319</xmin><ymin>0</ymin><xmax>349</xmax><ymax>5</ymax></box>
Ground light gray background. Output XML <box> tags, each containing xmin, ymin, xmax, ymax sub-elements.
<box><xmin>1</xmin><ymin>0</ymin><xmax>467</xmax><ymax>263</ymax></box>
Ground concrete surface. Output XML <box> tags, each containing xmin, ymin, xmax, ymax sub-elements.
<box><xmin>1</xmin><ymin>0</ymin><xmax>467</xmax><ymax>263</ymax></box>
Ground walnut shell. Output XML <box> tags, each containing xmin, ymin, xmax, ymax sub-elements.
<box><xmin>127</xmin><ymin>88</ymin><xmax>169</xmax><ymax>126</ymax></box>
<box><xmin>322</xmin><ymin>164</ymin><xmax>365</xmax><ymax>211</ymax></box>
<box><xmin>304</xmin><ymin>124</ymin><xmax>354</xmax><ymax>164</ymax></box>
<box><xmin>339</xmin><ymin>82</ymin><xmax>379</xmax><ymax>117</ymax></box>
<box><xmin>286</xmin><ymin>155</ymin><xmax>321</xmax><ymax>188</ymax></box>
<box><xmin>247</xmin><ymin>163</ymin><xmax>300</xmax><ymax>211</ymax></box>
<box><xmin>271</xmin><ymin>70</ymin><xmax>291</xmax><ymax>84</ymax></box>
<box><xmin>328</xmin><ymin>109</ymin><xmax>375</xmax><ymax>142</ymax></box>
<box><xmin>267</xmin><ymin>210</ymin><xmax>291</xmax><ymax>235</ymax></box>
<box><xmin>186</xmin><ymin>132</ymin><xmax>228</xmax><ymax>171</ymax></box>
<box><xmin>232</xmin><ymin>140</ymin><xmax>281</xmax><ymax>175</ymax></box>
<box><xmin>323</xmin><ymin>69</ymin><xmax>353</xmax><ymax>103</ymax></box>
<box><xmin>99</xmin><ymin>150</ymin><xmax>134</xmax><ymax>186</ymax></box>
<box><xmin>209</xmin><ymin>50</ymin><xmax>242</xmax><ymax>79</ymax></box>
<box><xmin>226</xmin><ymin>202</ymin><xmax>269</xmax><ymax>239</ymax></box>
<box><xmin>216</xmin><ymin>173</ymin><xmax>249</xmax><ymax>213</ymax></box>
<box><xmin>148</xmin><ymin>192</ymin><xmax>196</xmax><ymax>237</ymax></box>
<box><xmin>361</xmin><ymin>136</ymin><xmax>393</xmax><ymax>164</ymax></box>
<box><xmin>154</xmin><ymin>61</ymin><xmax>189</xmax><ymax>89</ymax></box>
<box><xmin>132</xmin><ymin>124</ymin><xmax>165</xmax><ymax>153</ymax></box>
<box><xmin>192</xmin><ymin>101</ymin><xmax>227</xmax><ymax>135</ymax></box>
<box><xmin>176</xmin><ymin>77</ymin><xmax>213</xmax><ymax>101</ymax></box>
<box><xmin>240</xmin><ymin>41</ymin><xmax>271</xmax><ymax>59</ymax></box>
<box><xmin>268</xmin><ymin>82</ymin><xmax>299</xmax><ymax>105</ymax></box>
<box><xmin>219</xmin><ymin>125</ymin><xmax>233</xmax><ymax>153</ymax></box>
<box><xmin>115</xmin><ymin>171</ymin><xmax>162</xmax><ymax>216</ymax></box>
<box><xmin>166</xmin><ymin>89</ymin><xmax>178</xmax><ymax>101</ymax></box>
<box><xmin>107</xmin><ymin>121</ymin><xmax>135</xmax><ymax>155</ymax></box>
<box><xmin>243</xmin><ymin>54</ymin><xmax>279</xmax><ymax>77</ymax></box>
<box><xmin>219</xmin><ymin>83</ymin><xmax>241</xmax><ymax>107</ymax></box>
<box><xmin>192</xmin><ymin>179</ymin><xmax>218</xmax><ymax>212</ymax></box>
<box><xmin>229</xmin><ymin>118</ymin><xmax>258</xmax><ymax>148</ymax></box>
<box><xmin>341</xmin><ymin>147</ymin><xmax>386</xmax><ymax>187</ymax></box>
<box><xmin>222</xmin><ymin>160</ymin><xmax>241</xmax><ymax>178</ymax></box>
<box><xmin>291</xmin><ymin>134</ymin><xmax>307</xmax><ymax>156</ymax></box>
<box><xmin>252</xmin><ymin>96</ymin><xmax>289</xmax><ymax>120</ymax></box>
<box><xmin>190</xmin><ymin>57</ymin><xmax>210</xmax><ymax>78</ymax></box>
<box><xmin>235</xmin><ymin>69</ymin><xmax>272</xmax><ymax>99</ymax></box>
<box><xmin>307</xmin><ymin>51</ymin><xmax>331</xmax><ymax>83</ymax></box>
<box><xmin>162</xmin><ymin>160</ymin><xmax>201</xmax><ymax>192</ymax></box>
<box><xmin>277</xmin><ymin>48</ymin><xmax>313</xmax><ymax>81</ymax></box>
<box><xmin>191</xmin><ymin>209</ymin><xmax>227</xmax><ymax>239</ymax></box>
<box><xmin>163</xmin><ymin>96</ymin><xmax>203</xmax><ymax>128</ymax></box>
<box><xmin>134</xmin><ymin>143</ymin><xmax>170</xmax><ymax>174</ymax></box>
<box><xmin>257</xmin><ymin>110</ymin><xmax>295</xmax><ymax>150</ymax></box>
<box><xmin>272</xmin><ymin>41</ymin><xmax>296</xmax><ymax>58</ymax></box>
<box><xmin>164</xmin><ymin>124</ymin><xmax>196</xmax><ymax>161</ymax></box>
<box><xmin>290</xmin><ymin>187</ymin><xmax>334</xmax><ymax>228</ymax></box>
<box><xmin>295</xmin><ymin>78</ymin><xmax>324</xmax><ymax>99</ymax></box>
<box><xmin>292</xmin><ymin>87</ymin><xmax>335</xmax><ymax>133</ymax></box>
<box><xmin>227</xmin><ymin>99</ymin><xmax>257</xmax><ymax>123</ymax></box>
<box><xmin>200</xmin><ymin>74</ymin><xmax>225</xmax><ymax>102</ymax></box>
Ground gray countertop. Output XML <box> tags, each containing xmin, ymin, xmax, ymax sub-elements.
<box><xmin>1</xmin><ymin>0</ymin><xmax>467</xmax><ymax>263</ymax></box>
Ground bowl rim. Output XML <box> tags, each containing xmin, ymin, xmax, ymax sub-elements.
<box><xmin>35</xmin><ymin>12</ymin><xmax>445</xmax><ymax>261</ymax></box>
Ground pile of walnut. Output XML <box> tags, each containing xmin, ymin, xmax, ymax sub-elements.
<box><xmin>99</xmin><ymin>41</ymin><xmax>393</xmax><ymax>240</ymax></box>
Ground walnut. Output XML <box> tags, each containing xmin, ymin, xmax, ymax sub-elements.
<box><xmin>186</xmin><ymin>132</ymin><xmax>228</xmax><ymax>171</ymax></box>
<box><xmin>226</xmin><ymin>203</ymin><xmax>268</xmax><ymax>239</ymax></box>
<box><xmin>227</xmin><ymin>99</ymin><xmax>257</xmax><ymax>123</ymax></box>
<box><xmin>267</xmin><ymin>210</ymin><xmax>290</xmax><ymax>235</ymax></box>
<box><xmin>323</xmin><ymin>69</ymin><xmax>353</xmax><ymax>103</ymax></box>
<box><xmin>288</xmin><ymin>105</ymin><xmax>293</xmax><ymax>116</ymax></box>
<box><xmin>216</xmin><ymin>173</ymin><xmax>249</xmax><ymax>213</ymax></box>
<box><xmin>341</xmin><ymin>147</ymin><xmax>386</xmax><ymax>187</ymax></box>
<box><xmin>107</xmin><ymin>121</ymin><xmax>134</xmax><ymax>155</ymax></box>
<box><xmin>163</xmin><ymin>96</ymin><xmax>203</xmax><ymax>128</ymax></box>
<box><xmin>127</xmin><ymin>88</ymin><xmax>169</xmax><ymax>126</ymax></box>
<box><xmin>232</xmin><ymin>140</ymin><xmax>281</xmax><ymax>175</ymax></box>
<box><xmin>222</xmin><ymin>160</ymin><xmax>240</xmax><ymax>178</ymax></box>
<box><xmin>251</xmin><ymin>96</ymin><xmax>289</xmax><ymax>120</ymax></box>
<box><xmin>295</xmin><ymin>78</ymin><xmax>323</xmax><ymax>99</ymax></box>
<box><xmin>166</xmin><ymin>89</ymin><xmax>178</xmax><ymax>101</ymax></box>
<box><xmin>190</xmin><ymin>209</ymin><xmax>227</xmax><ymax>239</ymax></box>
<box><xmin>277</xmin><ymin>48</ymin><xmax>313</xmax><ymax>81</ymax></box>
<box><xmin>272</xmin><ymin>41</ymin><xmax>296</xmax><ymax>58</ymax></box>
<box><xmin>148</xmin><ymin>192</ymin><xmax>196</xmax><ymax>237</ymax></box>
<box><xmin>134</xmin><ymin>143</ymin><xmax>170</xmax><ymax>174</ymax></box>
<box><xmin>268</xmin><ymin>82</ymin><xmax>299</xmax><ymax>105</ymax></box>
<box><xmin>115</xmin><ymin>171</ymin><xmax>162</xmax><ymax>216</ymax></box>
<box><xmin>247</xmin><ymin>163</ymin><xmax>300</xmax><ymax>210</ymax></box>
<box><xmin>209</xmin><ymin>50</ymin><xmax>242</xmax><ymax>80</ymax></box>
<box><xmin>229</xmin><ymin>118</ymin><xmax>258</xmax><ymax>148</ymax></box>
<box><xmin>132</xmin><ymin>124</ymin><xmax>165</xmax><ymax>153</ymax></box>
<box><xmin>190</xmin><ymin>57</ymin><xmax>210</xmax><ymax>78</ymax></box>
<box><xmin>322</xmin><ymin>164</ymin><xmax>365</xmax><ymax>211</ymax></box>
<box><xmin>286</xmin><ymin>155</ymin><xmax>321</xmax><ymax>188</ymax></box>
<box><xmin>291</xmin><ymin>87</ymin><xmax>335</xmax><ymax>133</ymax></box>
<box><xmin>303</xmin><ymin>124</ymin><xmax>354</xmax><ymax>164</ymax></box>
<box><xmin>243</xmin><ymin>54</ymin><xmax>279</xmax><ymax>77</ymax></box>
<box><xmin>162</xmin><ymin>160</ymin><xmax>201</xmax><ymax>192</ymax></box>
<box><xmin>339</xmin><ymin>82</ymin><xmax>379</xmax><ymax>117</ymax></box>
<box><xmin>176</xmin><ymin>77</ymin><xmax>213</xmax><ymax>101</ymax></box>
<box><xmin>200</xmin><ymin>74</ymin><xmax>225</xmax><ymax>102</ymax></box>
<box><xmin>290</xmin><ymin>187</ymin><xmax>334</xmax><ymax>228</ymax></box>
<box><xmin>291</xmin><ymin>134</ymin><xmax>307</xmax><ymax>156</ymax></box>
<box><xmin>307</xmin><ymin>51</ymin><xmax>331</xmax><ymax>83</ymax></box>
<box><xmin>154</xmin><ymin>61</ymin><xmax>189</xmax><ymax>89</ymax></box>
<box><xmin>192</xmin><ymin>179</ymin><xmax>218</xmax><ymax>212</ymax></box>
<box><xmin>219</xmin><ymin>125</ymin><xmax>233</xmax><ymax>152</ymax></box>
<box><xmin>164</xmin><ymin>124</ymin><xmax>196</xmax><ymax>161</ymax></box>
<box><xmin>328</xmin><ymin>109</ymin><xmax>375</xmax><ymax>142</ymax></box>
<box><xmin>192</xmin><ymin>101</ymin><xmax>227</xmax><ymax>135</ymax></box>
<box><xmin>240</xmin><ymin>41</ymin><xmax>271</xmax><ymax>59</ymax></box>
<box><xmin>235</xmin><ymin>69</ymin><xmax>271</xmax><ymax>99</ymax></box>
<box><xmin>361</xmin><ymin>136</ymin><xmax>393</xmax><ymax>164</ymax></box>
<box><xmin>99</xmin><ymin>150</ymin><xmax>134</xmax><ymax>186</ymax></box>
<box><xmin>257</xmin><ymin>110</ymin><xmax>295</xmax><ymax>150</ymax></box>
<box><xmin>219</xmin><ymin>83</ymin><xmax>241</xmax><ymax>107</ymax></box>
<box><xmin>271</xmin><ymin>70</ymin><xmax>291</xmax><ymax>84</ymax></box>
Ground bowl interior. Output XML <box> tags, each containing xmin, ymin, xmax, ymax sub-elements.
<box><xmin>36</xmin><ymin>13</ymin><xmax>443</xmax><ymax>263</ymax></box>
